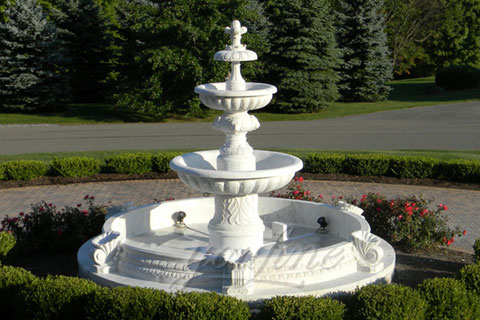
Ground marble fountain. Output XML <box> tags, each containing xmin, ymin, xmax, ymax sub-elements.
<box><xmin>78</xmin><ymin>20</ymin><xmax>395</xmax><ymax>301</ymax></box>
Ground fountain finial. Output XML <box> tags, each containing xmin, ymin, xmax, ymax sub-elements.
<box><xmin>225</xmin><ymin>20</ymin><xmax>247</xmax><ymax>49</ymax></box>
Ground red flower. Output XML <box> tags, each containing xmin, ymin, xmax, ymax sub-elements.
<box><xmin>463</xmin><ymin>230</ymin><xmax>467</xmax><ymax>236</ymax></box>
<box><xmin>318</xmin><ymin>194</ymin><xmax>323</xmax><ymax>199</ymax></box>
<box><xmin>48</xmin><ymin>203</ymin><xmax>53</xmax><ymax>207</ymax></box>
<box><xmin>293</xmin><ymin>190</ymin><xmax>299</xmax><ymax>195</ymax></box>
<box><xmin>90</xmin><ymin>196</ymin><xmax>95</xmax><ymax>200</ymax></box>
<box><xmin>82</xmin><ymin>210</ymin><xmax>88</xmax><ymax>215</ymax></box>
<box><xmin>443</xmin><ymin>237</ymin><xmax>447</xmax><ymax>243</ymax></box>
<box><xmin>332</xmin><ymin>195</ymin><xmax>336</xmax><ymax>199</ymax></box>
<box><xmin>19</xmin><ymin>212</ymin><xmax>24</xmax><ymax>216</ymax></box>
<box><xmin>398</xmin><ymin>215</ymin><xmax>403</xmax><ymax>220</ymax></box>
<box><xmin>376</xmin><ymin>199</ymin><xmax>382</xmax><ymax>204</ymax></box>
<box><xmin>298</xmin><ymin>177</ymin><xmax>304</xmax><ymax>182</ymax></box>
<box><xmin>39</xmin><ymin>207</ymin><xmax>44</xmax><ymax>212</ymax></box>
<box><xmin>447</xmin><ymin>240</ymin><xmax>451</xmax><ymax>246</ymax></box>
<box><xmin>77</xmin><ymin>204</ymin><xmax>82</xmax><ymax>207</ymax></box>
<box><xmin>444</xmin><ymin>205</ymin><xmax>448</xmax><ymax>211</ymax></box>
<box><xmin>376</xmin><ymin>207</ymin><xmax>381</xmax><ymax>212</ymax></box>
<box><xmin>84</xmin><ymin>195</ymin><xmax>89</xmax><ymax>200</ymax></box>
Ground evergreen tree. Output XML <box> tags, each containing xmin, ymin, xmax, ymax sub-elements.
<box><xmin>427</xmin><ymin>0</ymin><xmax>480</xmax><ymax>69</ymax></box>
<box><xmin>39</xmin><ymin>0</ymin><xmax>115</xmax><ymax>102</ymax></box>
<box><xmin>335</xmin><ymin>0</ymin><xmax>392</xmax><ymax>102</ymax></box>
<box><xmin>265</xmin><ymin>0</ymin><xmax>341</xmax><ymax>113</ymax></box>
<box><xmin>111</xmin><ymin>0</ymin><xmax>269</xmax><ymax>120</ymax></box>
<box><xmin>0</xmin><ymin>0</ymin><xmax>70</xmax><ymax>111</ymax></box>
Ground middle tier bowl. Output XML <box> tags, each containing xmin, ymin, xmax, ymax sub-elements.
<box><xmin>170</xmin><ymin>150</ymin><xmax>303</xmax><ymax>196</ymax></box>
<box><xmin>195</xmin><ymin>82</ymin><xmax>277</xmax><ymax>113</ymax></box>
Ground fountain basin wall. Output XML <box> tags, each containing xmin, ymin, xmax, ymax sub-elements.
<box><xmin>78</xmin><ymin>197</ymin><xmax>395</xmax><ymax>300</ymax></box>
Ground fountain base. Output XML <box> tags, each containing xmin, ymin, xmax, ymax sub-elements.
<box><xmin>78</xmin><ymin>197</ymin><xmax>395</xmax><ymax>301</ymax></box>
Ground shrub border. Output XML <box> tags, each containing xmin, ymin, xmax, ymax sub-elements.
<box><xmin>0</xmin><ymin>152</ymin><xmax>479</xmax><ymax>183</ymax></box>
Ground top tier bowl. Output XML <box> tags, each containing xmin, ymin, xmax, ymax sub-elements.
<box><xmin>195</xmin><ymin>82</ymin><xmax>277</xmax><ymax>113</ymax></box>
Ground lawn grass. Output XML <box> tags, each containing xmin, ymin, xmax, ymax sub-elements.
<box><xmin>0</xmin><ymin>77</ymin><xmax>479</xmax><ymax>125</ymax></box>
<box><xmin>1</xmin><ymin>149</ymin><xmax>479</xmax><ymax>164</ymax></box>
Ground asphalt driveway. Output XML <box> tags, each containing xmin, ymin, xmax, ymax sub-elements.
<box><xmin>0</xmin><ymin>102</ymin><xmax>479</xmax><ymax>154</ymax></box>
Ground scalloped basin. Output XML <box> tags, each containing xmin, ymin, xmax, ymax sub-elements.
<box><xmin>195</xmin><ymin>82</ymin><xmax>277</xmax><ymax>112</ymax></box>
<box><xmin>170</xmin><ymin>150</ymin><xmax>303</xmax><ymax>195</ymax></box>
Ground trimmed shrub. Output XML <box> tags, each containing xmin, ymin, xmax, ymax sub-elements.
<box><xmin>0</xmin><ymin>164</ymin><xmax>4</xmax><ymax>179</ymax></box>
<box><xmin>475</xmin><ymin>238</ymin><xmax>480</xmax><ymax>262</ymax></box>
<box><xmin>2</xmin><ymin>160</ymin><xmax>48</xmax><ymax>180</ymax></box>
<box><xmin>435</xmin><ymin>65</ymin><xmax>480</xmax><ymax>90</ymax></box>
<box><xmin>171</xmin><ymin>292</ymin><xmax>250</xmax><ymax>320</ymax></box>
<box><xmin>343</xmin><ymin>154</ymin><xmax>390</xmax><ymax>176</ymax></box>
<box><xmin>302</xmin><ymin>153</ymin><xmax>346</xmax><ymax>174</ymax></box>
<box><xmin>51</xmin><ymin>157</ymin><xmax>101</xmax><ymax>177</ymax></box>
<box><xmin>259</xmin><ymin>295</ymin><xmax>345</xmax><ymax>320</ymax></box>
<box><xmin>353</xmin><ymin>284</ymin><xmax>427</xmax><ymax>320</ymax></box>
<box><xmin>0</xmin><ymin>266</ymin><xmax>37</xmax><ymax>319</ymax></box>
<box><xmin>0</xmin><ymin>232</ymin><xmax>15</xmax><ymax>263</ymax></box>
<box><xmin>20</xmin><ymin>275</ymin><xmax>100</xmax><ymax>320</ymax></box>
<box><xmin>389</xmin><ymin>156</ymin><xmax>438</xmax><ymax>179</ymax></box>
<box><xmin>418</xmin><ymin>278</ymin><xmax>480</xmax><ymax>320</ymax></box>
<box><xmin>85</xmin><ymin>286</ymin><xmax>173</xmax><ymax>320</ymax></box>
<box><xmin>435</xmin><ymin>159</ymin><xmax>480</xmax><ymax>183</ymax></box>
<box><xmin>105</xmin><ymin>153</ymin><xmax>153</xmax><ymax>174</ymax></box>
<box><xmin>456</xmin><ymin>263</ymin><xmax>480</xmax><ymax>295</ymax></box>
<box><xmin>152</xmin><ymin>152</ymin><xmax>180</xmax><ymax>173</ymax></box>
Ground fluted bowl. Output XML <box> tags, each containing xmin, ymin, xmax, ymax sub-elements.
<box><xmin>195</xmin><ymin>82</ymin><xmax>277</xmax><ymax>113</ymax></box>
<box><xmin>170</xmin><ymin>150</ymin><xmax>302</xmax><ymax>196</ymax></box>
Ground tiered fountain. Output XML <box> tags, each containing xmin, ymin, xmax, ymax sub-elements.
<box><xmin>78</xmin><ymin>20</ymin><xmax>395</xmax><ymax>300</ymax></box>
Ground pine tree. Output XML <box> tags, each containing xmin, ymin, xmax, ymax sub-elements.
<box><xmin>335</xmin><ymin>0</ymin><xmax>392</xmax><ymax>102</ymax></box>
<box><xmin>0</xmin><ymin>0</ymin><xmax>70</xmax><ymax>111</ymax></box>
<box><xmin>265</xmin><ymin>0</ymin><xmax>341</xmax><ymax>113</ymax></box>
<box><xmin>40</xmin><ymin>0</ymin><xmax>115</xmax><ymax>102</ymax></box>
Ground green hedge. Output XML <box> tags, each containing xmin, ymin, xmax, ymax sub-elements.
<box><xmin>475</xmin><ymin>238</ymin><xmax>480</xmax><ymax>263</ymax></box>
<box><xmin>0</xmin><ymin>152</ymin><xmax>480</xmax><ymax>183</ymax></box>
<box><xmin>51</xmin><ymin>157</ymin><xmax>102</xmax><ymax>177</ymax></box>
<box><xmin>0</xmin><ymin>265</ymin><xmax>37</xmax><ymax>319</ymax></box>
<box><xmin>298</xmin><ymin>153</ymin><xmax>480</xmax><ymax>183</ymax></box>
<box><xmin>436</xmin><ymin>65</ymin><xmax>480</xmax><ymax>90</ymax></box>
<box><xmin>418</xmin><ymin>277</ymin><xmax>480</xmax><ymax>320</ymax></box>
<box><xmin>352</xmin><ymin>284</ymin><xmax>427</xmax><ymax>320</ymax></box>
<box><xmin>258</xmin><ymin>295</ymin><xmax>345</xmax><ymax>320</ymax></box>
<box><xmin>152</xmin><ymin>152</ymin><xmax>181</xmax><ymax>173</ymax></box>
<box><xmin>1</xmin><ymin>160</ymin><xmax>48</xmax><ymax>180</ymax></box>
<box><xmin>85</xmin><ymin>286</ymin><xmax>173</xmax><ymax>320</ymax></box>
<box><xmin>105</xmin><ymin>153</ymin><xmax>153</xmax><ymax>174</ymax></box>
<box><xmin>456</xmin><ymin>263</ymin><xmax>480</xmax><ymax>295</ymax></box>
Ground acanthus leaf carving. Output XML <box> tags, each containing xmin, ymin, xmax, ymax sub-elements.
<box><xmin>91</xmin><ymin>231</ymin><xmax>123</xmax><ymax>273</ymax></box>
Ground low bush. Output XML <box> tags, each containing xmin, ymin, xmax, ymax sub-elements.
<box><xmin>352</xmin><ymin>284</ymin><xmax>427</xmax><ymax>320</ymax></box>
<box><xmin>1</xmin><ymin>160</ymin><xmax>48</xmax><ymax>180</ymax></box>
<box><xmin>152</xmin><ymin>152</ymin><xmax>180</xmax><ymax>173</ymax></box>
<box><xmin>435</xmin><ymin>65</ymin><xmax>480</xmax><ymax>90</ymax></box>
<box><xmin>435</xmin><ymin>159</ymin><xmax>480</xmax><ymax>183</ymax></box>
<box><xmin>302</xmin><ymin>153</ymin><xmax>345</xmax><ymax>174</ymax></box>
<box><xmin>349</xmin><ymin>193</ymin><xmax>465</xmax><ymax>251</ymax></box>
<box><xmin>0</xmin><ymin>232</ymin><xmax>15</xmax><ymax>264</ymax></box>
<box><xmin>418</xmin><ymin>277</ymin><xmax>480</xmax><ymax>320</ymax></box>
<box><xmin>105</xmin><ymin>153</ymin><xmax>153</xmax><ymax>174</ymax></box>
<box><xmin>51</xmin><ymin>157</ymin><xmax>102</xmax><ymax>177</ymax></box>
<box><xmin>0</xmin><ymin>196</ymin><xmax>106</xmax><ymax>254</ymax></box>
<box><xmin>475</xmin><ymin>238</ymin><xmax>480</xmax><ymax>262</ymax></box>
<box><xmin>85</xmin><ymin>286</ymin><xmax>173</xmax><ymax>320</ymax></box>
<box><xmin>20</xmin><ymin>275</ymin><xmax>100</xmax><ymax>320</ymax></box>
<box><xmin>343</xmin><ymin>154</ymin><xmax>391</xmax><ymax>177</ymax></box>
<box><xmin>389</xmin><ymin>156</ymin><xmax>437</xmax><ymax>179</ymax></box>
<box><xmin>0</xmin><ymin>265</ymin><xmax>37</xmax><ymax>319</ymax></box>
<box><xmin>259</xmin><ymin>295</ymin><xmax>345</xmax><ymax>320</ymax></box>
<box><xmin>456</xmin><ymin>263</ymin><xmax>480</xmax><ymax>295</ymax></box>
<box><xmin>171</xmin><ymin>292</ymin><xmax>250</xmax><ymax>320</ymax></box>
<box><xmin>0</xmin><ymin>164</ymin><xmax>4</xmax><ymax>179</ymax></box>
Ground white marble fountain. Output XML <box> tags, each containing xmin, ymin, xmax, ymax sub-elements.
<box><xmin>78</xmin><ymin>20</ymin><xmax>395</xmax><ymax>300</ymax></box>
